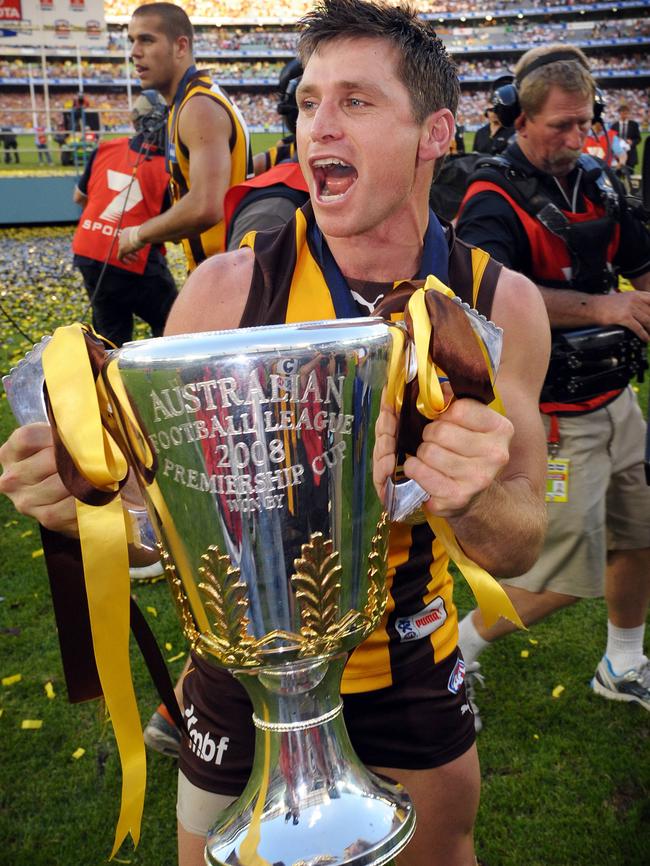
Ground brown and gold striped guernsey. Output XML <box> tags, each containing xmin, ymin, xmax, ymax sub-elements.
<box><xmin>240</xmin><ymin>204</ymin><xmax>503</xmax><ymax>693</ymax></box>
<box><xmin>167</xmin><ymin>71</ymin><xmax>252</xmax><ymax>271</ymax></box>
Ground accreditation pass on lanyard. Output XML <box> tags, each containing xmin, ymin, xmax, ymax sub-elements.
<box><xmin>546</xmin><ymin>458</ymin><xmax>570</xmax><ymax>503</ymax></box>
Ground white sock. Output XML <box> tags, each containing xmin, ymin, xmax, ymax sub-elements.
<box><xmin>605</xmin><ymin>622</ymin><xmax>647</xmax><ymax>675</ymax></box>
<box><xmin>458</xmin><ymin>611</ymin><xmax>490</xmax><ymax>667</ymax></box>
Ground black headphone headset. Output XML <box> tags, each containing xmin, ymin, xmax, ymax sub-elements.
<box><xmin>134</xmin><ymin>89</ymin><xmax>168</xmax><ymax>150</ymax></box>
<box><xmin>277</xmin><ymin>58</ymin><xmax>303</xmax><ymax>136</ymax></box>
<box><xmin>490</xmin><ymin>50</ymin><xmax>604</xmax><ymax>128</ymax></box>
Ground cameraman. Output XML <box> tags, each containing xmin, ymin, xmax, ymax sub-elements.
<box><xmin>72</xmin><ymin>90</ymin><xmax>177</xmax><ymax>347</ymax></box>
<box><xmin>456</xmin><ymin>45</ymin><xmax>650</xmax><ymax>723</ymax></box>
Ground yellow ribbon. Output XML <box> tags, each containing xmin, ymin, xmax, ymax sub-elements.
<box><xmin>387</xmin><ymin>282</ymin><xmax>524</xmax><ymax>630</ymax></box>
<box><xmin>42</xmin><ymin>324</ymin><xmax>146</xmax><ymax>857</ymax></box>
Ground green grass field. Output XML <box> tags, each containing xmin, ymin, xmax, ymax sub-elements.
<box><xmin>0</xmin><ymin>201</ymin><xmax>648</xmax><ymax>863</ymax></box>
<box><xmin>0</xmin><ymin>132</ymin><xmax>285</xmax><ymax>172</ymax></box>
<box><xmin>2</xmin><ymin>131</ymin><xmax>481</xmax><ymax>173</ymax></box>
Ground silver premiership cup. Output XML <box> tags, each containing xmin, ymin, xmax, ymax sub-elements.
<box><xmin>115</xmin><ymin>319</ymin><xmax>416</xmax><ymax>866</ymax></box>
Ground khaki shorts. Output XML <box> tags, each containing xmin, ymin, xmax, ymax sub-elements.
<box><xmin>503</xmin><ymin>388</ymin><xmax>650</xmax><ymax>598</ymax></box>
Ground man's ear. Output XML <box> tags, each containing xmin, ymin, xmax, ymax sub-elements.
<box><xmin>515</xmin><ymin>112</ymin><xmax>527</xmax><ymax>134</ymax></box>
<box><xmin>418</xmin><ymin>108</ymin><xmax>455</xmax><ymax>162</ymax></box>
<box><xmin>174</xmin><ymin>35</ymin><xmax>191</xmax><ymax>61</ymax></box>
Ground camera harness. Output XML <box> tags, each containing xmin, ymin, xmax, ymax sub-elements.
<box><xmin>470</xmin><ymin>153</ymin><xmax>647</xmax><ymax>408</ymax></box>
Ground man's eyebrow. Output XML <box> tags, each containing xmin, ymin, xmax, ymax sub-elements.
<box><xmin>297</xmin><ymin>79</ymin><xmax>387</xmax><ymax>99</ymax></box>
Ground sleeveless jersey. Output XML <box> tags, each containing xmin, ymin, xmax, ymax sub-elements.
<box><xmin>259</xmin><ymin>137</ymin><xmax>297</xmax><ymax>173</ymax></box>
<box><xmin>72</xmin><ymin>137</ymin><xmax>169</xmax><ymax>275</ymax></box>
<box><xmin>240</xmin><ymin>204</ymin><xmax>502</xmax><ymax>693</ymax></box>
<box><xmin>167</xmin><ymin>71</ymin><xmax>252</xmax><ymax>270</ymax></box>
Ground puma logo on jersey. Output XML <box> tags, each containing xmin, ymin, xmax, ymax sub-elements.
<box><xmin>395</xmin><ymin>596</ymin><xmax>447</xmax><ymax>642</ymax></box>
<box><xmin>350</xmin><ymin>289</ymin><xmax>385</xmax><ymax>314</ymax></box>
<box><xmin>99</xmin><ymin>170</ymin><xmax>143</xmax><ymax>222</ymax></box>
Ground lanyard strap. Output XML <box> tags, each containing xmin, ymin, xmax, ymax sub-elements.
<box><xmin>309</xmin><ymin>209</ymin><xmax>450</xmax><ymax>318</ymax></box>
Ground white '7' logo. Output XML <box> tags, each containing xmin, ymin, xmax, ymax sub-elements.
<box><xmin>99</xmin><ymin>170</ymin><xmax>143</xmax><ymax>223</ymax></box>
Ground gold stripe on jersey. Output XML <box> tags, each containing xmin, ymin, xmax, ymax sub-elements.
<box><xmin>168</xmin><ymin>73</ymin><xmax>251</xmax><ymax>271</ymax></box>
<box><xmin>240</xmin><ymin>206</ymin><xmax>503</xmax><ymax>693</ymax></box>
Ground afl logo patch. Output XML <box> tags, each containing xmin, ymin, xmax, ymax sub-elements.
<box><xmin>448</xmin><ymin>658</ymin><xmax>466</xmax><ymax>694</ymax></box>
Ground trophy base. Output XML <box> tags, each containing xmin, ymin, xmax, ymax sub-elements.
<box><xmin>205</xmin><ymin>769</ymin><xmax>415</xmax><ymax>866</ymax></box>
<box><xmin>204</xmin><ymin>656</ymin><xmax>416</xmax><ymax>866</ymax></box>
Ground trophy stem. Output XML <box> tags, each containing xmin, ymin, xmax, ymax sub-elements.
<box><xmin>205</xmin><ymin>654</ymin><xmax>415</xmax><ymax>866</ymax></box>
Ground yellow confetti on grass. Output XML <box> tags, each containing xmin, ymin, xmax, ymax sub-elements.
<box><xmin>2</xmin><ymin>674</ymin><xmax>22</xmax><ymax>687</ymax></box>
<box><xmin>520</xmin><ymin>650</ymin><xmax>529</xmax><ymax>659</ymax></box>
<box><xmin>146</xmin><ymin>606</ymin><xmax>158</xmax><ymax>618</ymax></box>
<box><xmin>164</xmin><ymin>642</ymin><xmax>172</xmax><ymax>651</ymax></box>
<box><xmin>528</xmin><ymin>638</ymin><xmax>539</xmax><ymax>646</ymax></box>
<box><xmin>167</xmin><ymin>652</ymin><xmax>185</xmax><ymax>663</ymax></box>
<box><xmin>31</xmin><ymin>549</ymin><xmax>44</xmax><ymax>559</ymax></box>
<box><xmin>21</xmin><ymin>719</ymin><xmax>43</xmax><ymax>729</ymax></box>
<box><xmin>20</xmin><ymin>530</ymin><xmax>33</xmax><ymax>538</ymax></box>
<box><xmin>72</xmin><ymin>748</ymin><xmax>85</xmax><ymax>760</ymax></box>
<box><xmin>533</xmin><ymin>733</ymin><xmax>540</xmax><ymax>740</ymax></box>
<box><xmin>44</xmin><ymin>682</ymin><xmax>55</xmax><ymax>699</ymax></box>
<box><xmin>552</xmin><ymin>684</ymin><xmax>565</xmax><ymax>699</ymax></box>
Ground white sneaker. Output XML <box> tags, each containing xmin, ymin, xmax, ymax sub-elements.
<box><xmin>464</xmin><ymin>661</ymin><xmax>485</xmax><ymax>733</ymax></box>
<box><xmin>591</xmin><ymin>656</ymin><xmax>650</xmax><ymax>711</ymax></box>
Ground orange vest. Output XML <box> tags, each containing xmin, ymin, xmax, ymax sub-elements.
<box><xmin>223</xmin><ymin>161</ymin><xmax>308</xmax><ymax>243</ymax></box>
<box><xmin>461</xmin><ymin>177</ymin><xmax>622</xmax><ymax>413</ymax></box>
<box><xmin>462</xmin><ymin>178</ymin><xmax>620</xmax><ymax>290</ymax></box>
<box><xmin>72</xmin><ymin>138</ymin><xmax>169</xmax><ymax>275</ymax></box>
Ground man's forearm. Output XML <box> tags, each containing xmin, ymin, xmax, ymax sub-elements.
<box><xmin>448</xmin><ymin>476</ymin><xmax>547</xmax><ymax>578</ymax></box>
<box><xmin>539</xmin><ymin>286</ymin><xmax>605</xmax><ymax>328</ymax></box>
<box><xmin>138</xmin><ymin>190</ymin><xmax>221</xmax><ymax>246</ymax></box>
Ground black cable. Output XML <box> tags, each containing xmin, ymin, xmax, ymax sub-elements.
<box><xmin>0</xmin><ymin>299</ymin><xmax>39</xmax><ymax>346</ymax></box>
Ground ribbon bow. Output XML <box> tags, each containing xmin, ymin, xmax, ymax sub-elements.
<box><xmin>385</xmin><ymin>277</ymin><xmax>524</xmax><ymax>631</ymax></box>
<box><xmin>42</xmin><ymin>324</ymin><xmax>154</xmax><ymax>857</ymax></box>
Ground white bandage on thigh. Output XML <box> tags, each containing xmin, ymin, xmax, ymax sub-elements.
<box><xmin>177</xmin><ymin>768</ymin><xmax>237</xmax><ymax>836</ymax></box>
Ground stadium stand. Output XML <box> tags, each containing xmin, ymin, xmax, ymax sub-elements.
<box><xmin>0</xmin><ymin>1</ymin><xmax>648</xmax><ymax>147</ymax></box>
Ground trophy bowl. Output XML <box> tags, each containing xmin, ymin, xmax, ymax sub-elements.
<box><xmin>115</xmin><ymin>318</ymin><xmax>416</xmax><ymax>866</ymax></box>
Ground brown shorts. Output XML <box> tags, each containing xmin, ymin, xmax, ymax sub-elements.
<box><xmin>179</xmin><ymin>648</ymin><xmax>476</xmax><ymax>796</ymax></box>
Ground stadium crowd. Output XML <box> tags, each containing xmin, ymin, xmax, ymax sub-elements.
<box><xmin>2</xmin><ymin>49</ymin><xmax>649</xmax><ymax>86</ymax></box>
<box><xmin>98</xmin><ymin>17</ymin><xmax>650</xmax><ymax>53</ymax></box>
<box><xmin>101</xmin><ymin>0</ymin><xmax>635</xmax><ymax>17</ymax></box>
<box><xmin>1</xmin><ymin>85</ymin><xmax>647</xmax><ymax>136</ymax></box>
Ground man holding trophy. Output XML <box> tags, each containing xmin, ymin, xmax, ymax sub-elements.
<box><xmin>0</xmin><ymin>2</ymin><xmax>550</xmax><ymax>866</ymax></box>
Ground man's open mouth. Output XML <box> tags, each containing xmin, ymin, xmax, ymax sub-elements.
<box><xmin>312</xmin><ymin>158</ymin><xmax>358</xmax><ymax>200</ymax></box>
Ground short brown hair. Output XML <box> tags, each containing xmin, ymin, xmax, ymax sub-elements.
<box><xmin>132</xmin><ymin>2</ymin><xmax>194</xmax><ymax>51</ymax></box>
<box><xmin>297</xmin><ymin>0</ymin><xmax>459</xmax><ymax>123</ymax></box>
<box><xmin>514</xmin><ymin>44</ymin><xmax>594</xmax><ymax>118</ymax></box>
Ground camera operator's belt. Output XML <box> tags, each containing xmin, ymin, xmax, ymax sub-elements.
<box><xmin>540</xmin><ymin>325</ymin><xmax>647</xmax><ymax>411</ymax></box>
